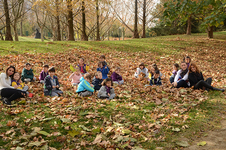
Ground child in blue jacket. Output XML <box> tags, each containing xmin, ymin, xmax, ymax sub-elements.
<box><xmin>150</xmin><ymin>70</ymin><xmax>162</xmax><ymax>86</ymax></box>
<box><xmin>76</xmin><ymin>73</ymin><xmax>94</xmax><ymax>97</ymax></box>
<box><xmin>97</xmin><ymin>61</ymin><xmax>109</xmax><ymax>79</ymax></box>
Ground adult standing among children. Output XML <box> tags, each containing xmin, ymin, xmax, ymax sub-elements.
<box><xmin>188</xmin><ymin>63</ymin><xmax>224</xmax><ymax>92</ymax></box>
<box><xmin>172</xmin><ymin>61</ymin><xmax>190</xmax><ymax>88</ymax></box>
<box><xmin>0</xmin><ymin>66</ymin><xmax>26</xmax><ymax>105</ymax></box>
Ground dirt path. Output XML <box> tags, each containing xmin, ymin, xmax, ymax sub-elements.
<box><xmin>185</xmin><ymin>119</ymin><xmax>226</xmax><ymax>150</ymax></box>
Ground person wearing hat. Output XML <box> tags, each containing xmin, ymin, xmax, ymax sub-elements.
<box><xmin>21</xmin><ymin>63</ymin><xmax>36</xmax><ymax>82</ymax></box>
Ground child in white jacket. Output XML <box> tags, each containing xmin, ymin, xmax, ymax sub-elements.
<box><xmin>134</xmin><ymin>63</ymin><xmax>148</xmax><ymax>78</ymax></box>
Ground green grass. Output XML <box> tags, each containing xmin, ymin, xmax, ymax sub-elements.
<box><xmin>1</xmin><ymin>32</ymin><xmax>225</xmax><ymax>56</ymax></box>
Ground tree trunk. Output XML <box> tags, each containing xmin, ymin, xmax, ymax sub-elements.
<box><xmin>207</xmin><ymin>26</ymin><xmax>214</xmax><ymax>38</ymax></box>
<box><xmin>41</xmin><ymin>27</ymin><xmax>44</xmax><ymax>42</ymax></box>
<box><xmin>95</xmin><ymin>0</ymin><xmax>100</xmax><ymax>41</ymax></box>
<box><xmin>3</xmin><ymin>0</ymin><xmax>13</xmax><ymax>41</ymax></box>
<box><xmin>186</xmin><ymin>16</ymin><xmax>191</xmax><ymax>35</ymax></box>
<box><xmin>142</xmin><ymin>0</ymin><xmax>146</xmax><ymax>38</ymax></box>
<box><xmin>20</xmin><ymin>18</ymin><xmax>23</xmax><ymax>36</ymax></box>
<box><xmin>81</xmin><ymin>0</ymin><xmax>88</xmax><ymax>41</ymax></box>
<box><xmin>56</xmin><ymin>0</ymin><xmax>61</xmax><ymax>41</ymax></box>
<box><xmin>134</xmin><ymin>0</ymin><xmax>139</xmax><ymax>38</ymax></box>
<box><xmin>13</xmin><ymin>20</ymin><xmax>19</xmax><ymax>41</ymax></box>
<box><xmin>67</xmin><ymin>0</ymin><xmax>74</xmax><ymax>41</ymax></box>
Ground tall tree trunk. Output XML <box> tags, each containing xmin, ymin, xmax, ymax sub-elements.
<box><xmin>67</xmin><ymin>0</ymin><xmax>74</xmax><ymax>41</ymax></box>
<box><xmin>56</xmin><ymin>0</ymin><xmax>61</xmax><ymax>41</ymax></box>
<box><xmin>134</xmin><ymin>0</ymin><xmax>139</xmax><ymax>38</ymax></box>
<box><xmin>81</xmin><ymin>0</ymin><xmax>88</xmax><ymax>41</ymax></box>
<box><xmin>95</xmin><ymin>0</ymin><xmax>100</xmax><ymax>41</ymax></box>
<box><xmin>3</xmin><ymin>0</ymin><xmax>13</xmax><ymax>41</ymax></box>
<box><xmin>41</xmin><ymin>27</ymin><xmax>44</xmax><ymax>42</ymax></box>
<box><xmin>20</xmin><ymin>18</ymin><xmax>23</xmax><ymax>36</ymax></box>
<box><xmin>207</xmin><ymin>26</ymin><xmax>214</xmax><ymax>38</ymax></box>
<box><xmin>186</xmin><ymin>16</ymin><xmax>191</xmax><ymax>35</ymax></box>
<box><xmin>13</xmin><ymin>20</ymin><xmax>19</xmax><ymax>41</ymax></box>
<box><xmin>142</xmin><ymin>0</ymin><xmax>146</xmax><ymax>38</ymax></box>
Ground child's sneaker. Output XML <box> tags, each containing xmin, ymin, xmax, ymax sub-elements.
<box><xmin>3</xmin><ymin>98</ymin><xmax>11</xmax><ymax>106</ymax></box>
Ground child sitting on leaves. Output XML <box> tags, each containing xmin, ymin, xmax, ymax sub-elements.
<box><xmin>134</xmin><ymin>63</ymin><xmax>148</xmax><ymax>78</ymax></box>
<box><xmin>92</xmin><ymin>71</ymin><xmax>103</xmax><ymax>91</ymax></box>
<box><xmin>21</xmin><ymin>63</ymin><xmax>36</xmax><ymax>82</ymax></box>
<box><xmin>69</xmin><ymin>66</ymin><xmax>82</xmax><ymax>86</ymax></box>
<box><xmin>169</xmin><ymin>63</ymin><xmax>179</xmax><ymax>83</ymax></box>
<box><xmin>12</xmin><ymin>72</ymin><xmax>34</xmax><ymax>97</ymax></box>
<box><xmin>76</xmin><ymin>73</ymin><xmax>94</xmax><ymax>97</ymax></box>
<box><xmin>44</xmin><ymin>67</ymin><xmax>63</xmax><ymax>97</ymax></box>
<box><xmin>150</xmin><ymin>70</ymin><xmax>162</xmax><ymax>86</ymax></box>
<box><xmin>98</xmin><ymin>78</ymin><xmax>115</xmax><ymax>100</ymax></box>
<box><xmin>148</xmin><ymin>64</ymin><xmax>163</xmax><ymax>80</ymax></box>
<box><xmin>100</xmin><ymin>55</ymin><xmax>108</xmax><ymax>67</ymax></box>
<box><xmin>97</xmin><ymin>61</ymin><xmax>109</xmax><ymax>79</ymax></box>
<box><xmin>78</xmin><ymin>58</ymin><xmax>89</xmax><ymax>74</ymax></box>
<box><xmin>183</xmin><ymin>56</ymin><xmax>191</xmax><ymax>69</ymax></box>
<box><xmin>39</xmin><ymin>64</ymin><xmax>49</xmax><ymax>83</ymax></box>
<box><xmin>111</xmin><ymin>67</ymin><xmax>124</xmax><ymax>85</ymax></box>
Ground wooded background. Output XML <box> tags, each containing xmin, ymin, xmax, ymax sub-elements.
<box><xmin>1</xmin><ymin>0</ymin><xmax>226</xmax><ymax>41</ymax></box>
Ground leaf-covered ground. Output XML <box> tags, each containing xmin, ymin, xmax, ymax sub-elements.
<box><xmin>0</xmin><ymin>33</ymin><xmax>226</xmax><ymax>150</ymax></box>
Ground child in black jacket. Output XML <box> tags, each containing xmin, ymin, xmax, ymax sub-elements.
<box><xmin>44</xmin><ymin>67</ymin><xmax>63</xmax><ymax>96</ymax></box>
<box><xmin>92</xmin><ymin>71</ymin><xmax>103</xmax><ymax>91</ymax></box>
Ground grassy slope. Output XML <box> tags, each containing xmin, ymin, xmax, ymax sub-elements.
<box><xmin>0</xmin><ymin>32</ymin><xmax>226</xmax><ymax>149</ymax></box>
<box><xmin>1</xmin><ymin>32</ymin><xmax>226</xmax><ymax>55</ymax></box>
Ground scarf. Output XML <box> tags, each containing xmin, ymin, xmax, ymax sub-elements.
<box><xmin>180</xmin><ymin>69</ymin><xmax>188</xmax><ymax>78</ymax></box>
<box><xmin>106</xmin><ymin>86</ymin><xmax>111</xmax><ymax>94</ymax></box>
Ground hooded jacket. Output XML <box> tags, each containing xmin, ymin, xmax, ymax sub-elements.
<box><xmin>76</xmin><ymin>77</ymin><xmax>94</xmax><ymax>93</ymax></box>
<box><xmin>97</xmin><ymin>86</ymin><xmax>115</xmax><ymax>98</ymax></box>
<box><xmin>21</xmin><ymin>68</ymin><xmax>34</xmax><ymax>81</ymax></box>
<box><xmin>111</xmin><ymin>72</ymin><xmax>122</xmax><ymax>82</ymax></box>
<box><xmin>92</xmin><ymin>77</ymin><xmax>103</xmax><ymax>91</ymax></box>
<box><xmin>150</xmin><ymin>76</ymin><xmax>162</xmax><ymax>86</ymax></box>
<box><xmin>39</xmin><ymin>70</ymin><xmax>49</xmax><ymax>81</ymax></box>
<box><xmin>97</xmin><ymin>66</ymin><xmax>109</xmax><ymax>79</ymax></box>
<box><xmin>44</xmin><ymin>75</ymin><xmax>60</xmax><ymax>96</ymax></box>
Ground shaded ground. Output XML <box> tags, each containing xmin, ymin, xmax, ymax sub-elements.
<box><xmin>186</xmin><ymin>117</ymin><xmax>226</xmax><ymax>150</ymax></box>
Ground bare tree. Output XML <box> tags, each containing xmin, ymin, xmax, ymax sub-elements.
<box><xmin>134</xmin><ymin>0</ymin><xmax>139</xmax><ymax>38</ymax></box>
<box><xmin>67</xmin><ymin>0</ymin><xmax>75</xmax><ymax>41</ymax></box>
<box><xmin>81</xmin><ymin>0</ymin><xmax>88</xmax><ymax>41</ymax></box>
<box><xmin>11</xmin><ymin>0</ymin><xmax>24</xmax><ymax>41</ymax></box>
<box><xmin>95</xmin><ymin>0</ymin><xmax>100</xmax><ymax>41</ymax></box>
<box><xmin>56</xmin><ymin>0</ymin><xmax>61</xmax><ymax>40</ymax></box>
<box><xmin>3</xmin><ymin>0</ymin><xmax>13</xmax><ymax>41</ymax></box>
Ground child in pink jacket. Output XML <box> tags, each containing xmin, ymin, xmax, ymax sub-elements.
<box><xmin>69</xmin><ymin>67</ymin><xmax>82</xmax><ymax>86</ymax></box>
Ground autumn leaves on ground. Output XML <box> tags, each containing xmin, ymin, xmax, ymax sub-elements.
<box><xmin>0</xmin><ymin>33</ymin><xmax>226</xmax><ymax>150</ymax></box>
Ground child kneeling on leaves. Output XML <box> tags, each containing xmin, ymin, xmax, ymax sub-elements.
<box><xmin>98</xmin><ymin>78</ymin><xmax>115</xmax><ymax>100</ymax></box>
<box><xmin>76</xmin><ymin>73</ymin><xmax>94</xmax><ymax>97</ymax></box>
<box><xmin>44</xmin><ymin>67</ymin><xmax>63</xmax><ymax>97</ymax></box>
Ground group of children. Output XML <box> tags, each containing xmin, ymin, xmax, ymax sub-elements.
<box><xmin>12</xmin><ymin>55</ymin><xmax>123</xmax><ymax>100</ymax></box>
<box><xmin>12</xmin><ymin>55</ymin><xmax>195</xmax><ymax>100</ymax></box>
<box><xmin>68</xmin><ymin>55</ymin><xmax>122</xmax><ymax>100</ymax></box>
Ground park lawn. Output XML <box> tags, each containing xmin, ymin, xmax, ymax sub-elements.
<box><xmin>0</xmin><ymin>32</ymin><xmax>226</xmax><ymax>150</ymax></box>
<box><xmin>0</xmin><ymin>31</ymin><xmax>226</xmax><ymax>55</ymax></box>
